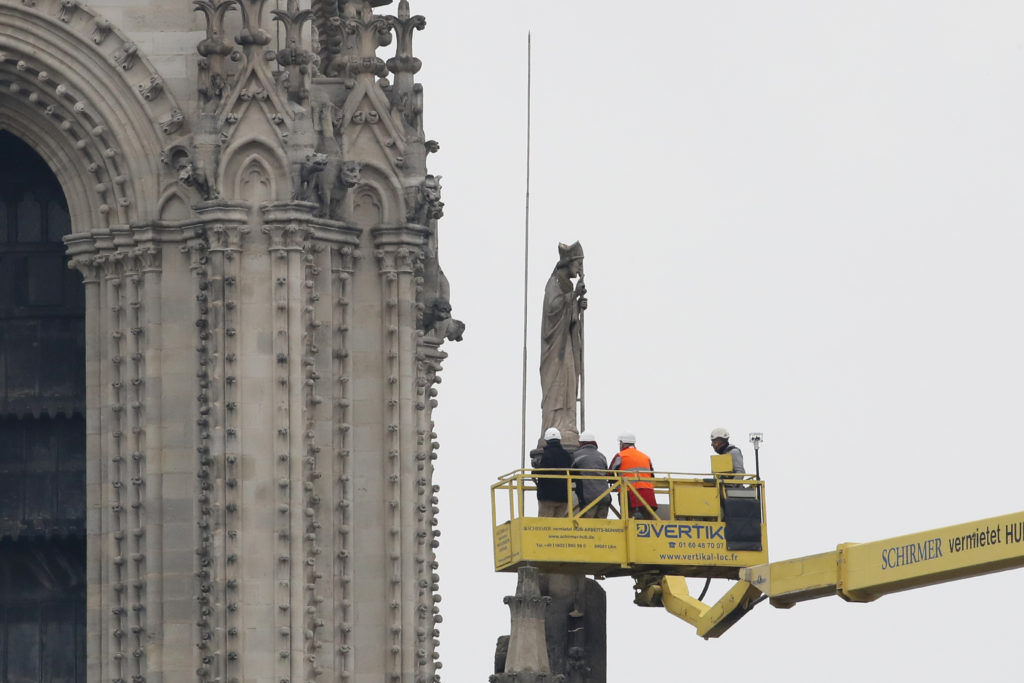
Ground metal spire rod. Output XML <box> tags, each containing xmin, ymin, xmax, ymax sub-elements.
<box><xmin>520</xmin><ymin>33</ymin><xmax>532</xmax><ymax>469</ymax></box>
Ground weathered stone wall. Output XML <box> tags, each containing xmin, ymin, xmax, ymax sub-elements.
<box><xmin>86</xmin><ymin>0</ymin><xmax>201</xmax><ymax>111</ymax></box>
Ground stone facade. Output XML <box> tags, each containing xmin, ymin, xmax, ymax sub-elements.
<box><xmin>0</xmin><ymin>0</ymin><xmax>458</xmax><ymax>680</ymax></box>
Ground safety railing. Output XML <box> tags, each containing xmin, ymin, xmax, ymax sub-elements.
<box><xmin>491</xmin><ymin>468</ymin><xmax>764</xmax><ymax>527</ymax></box>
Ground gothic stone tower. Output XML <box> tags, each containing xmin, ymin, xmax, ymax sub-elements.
<box><xmin>0</xmin><ymin>0</ymin><xmax>459</xmax><ymax>680</ymax></box>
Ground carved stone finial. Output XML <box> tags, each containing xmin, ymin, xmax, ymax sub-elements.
<box><xmin>195</xmin><ymin>0</ymin><xmax>238</xmax><ymax>56</ymax></box>
<box><xmin>382</xmin><ymin>1</ymin><xmax>425</xmax><ymax>133</ymax></box>
<box><xmin>386</xmin><ymin>0</ymin><xmax>425</xmax><ymax>76</ymax></box>
<box><xmin>236</xmin><ymin>0</ymin><xmax>272</xmax><ymax>47</ymax></box>
<box><xmin>194</xmin><ymin>0</ymin><xmax>239</xmax><ymax>104</ymax></box>
<box><xmin>270</xmin><ymin>1</ymin><xmax>315</xmax><ymax>102</ymax></box>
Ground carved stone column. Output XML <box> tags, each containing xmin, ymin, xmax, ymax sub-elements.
<box><xmin>67</xmin><ymin>222</ymin><xmax>198</xmax><ymax>683</ymax></box>
<box><xmin>261</xmin><ymin>201</ymin><xmax>331</xmax><ymax>683</ymax></box>
<box><xmin>301</xmin><ymin>218</ymin><xmax>364</xmax><ymax>680</ymax></box>
<box><xmin>414</xmin><ymin>332</ymin><xmax>446</xmax><ymax>682</ymax></box>
<box><xmin>182</xmin><ymin>201</ymin><xmax>251</xmax><ymax>683</ymax></box>
<box><xmin>371</xmin><ymin>224</ymin><xmax>428</xmax><ymax>681</ymax></box>
<box><xmin>69</xmin><ymin>251</ymin><xmax>104</xmax><ymax>683</ymax></box>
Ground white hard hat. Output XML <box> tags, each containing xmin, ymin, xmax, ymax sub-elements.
<box><xmin>544</xmin><ymin>427</ymin><xmax>562</xmax><ymax>441</ymax></box>
<box><xmin>579</xmin><ymin>430</ymin><xmax>597</xmax><ymax>443</ymax></box>
<box><xmin>618</xmin><ymin>431</ymin><xmax>636</xmax><ymax>445</ymax></box>
<box><xmin>710</xmin><ymin>427</ymin><xmax>730</xmax><ymax>440</ymax></box>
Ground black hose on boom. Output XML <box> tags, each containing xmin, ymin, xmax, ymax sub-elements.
<box><xmin>697</xmin><ymin>576</ymin><xmax>712</xmax><ymax>602</ymax></box>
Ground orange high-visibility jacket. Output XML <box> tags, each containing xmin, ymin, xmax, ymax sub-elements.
<box><xmin>615</xmin><ymin>447</ymin><xmax>654</xmax><ymax>489</ymax></box>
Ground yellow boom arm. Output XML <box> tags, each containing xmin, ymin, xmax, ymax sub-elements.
<box><xmin>651</xmin><ymin>510</ymin><xmax>1024</xmax><ymax>637</ymax></box>
<box><xmin>743</xmin><ymin>510</ymin><xmax>1024</xmax><ymax>606</ymax></box>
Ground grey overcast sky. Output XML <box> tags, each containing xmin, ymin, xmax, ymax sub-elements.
<box><xmin>414</xmin><ymin>2</ymin><xmax>1024</xmax><ymax>680</ymax></box>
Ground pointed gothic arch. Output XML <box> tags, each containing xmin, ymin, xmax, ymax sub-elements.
<box><xmin>351</xmin><ymin>162</ymin><xmax>403</xmax><ymax>227</ymax></box>
<box><xmin>220</xmin><ymin>139</ymin><xmax>291</xmax><ymax>203</ymax></box>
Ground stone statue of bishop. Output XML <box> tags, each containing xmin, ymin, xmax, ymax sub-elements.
<box><xmin>539</xmin><ymin>241</ymin><xmax>586</xmax><ymax>449</ymax></box>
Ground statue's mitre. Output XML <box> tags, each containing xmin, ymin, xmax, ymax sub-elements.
<box><xmin>558</xmin><ymin>241</ymin><xmax>584</xmax><ymax>262</ymax></box>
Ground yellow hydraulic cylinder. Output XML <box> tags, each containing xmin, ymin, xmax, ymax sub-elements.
<box><xmin>658</xmin><ymin>576</ymin><xmax>763</xmax><ymax>638</ymax></box>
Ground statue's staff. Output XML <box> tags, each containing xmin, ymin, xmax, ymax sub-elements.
<box><xmin>577</xmin><ymin>273</ymin><xmax>586</xmax><ymax>432</ymax></box>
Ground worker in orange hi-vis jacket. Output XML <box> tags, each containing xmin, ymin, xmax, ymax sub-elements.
<box><xmin>609</xmin><ymin>432</ymin><xmax>656</xmax><ymax>519</ymax></box>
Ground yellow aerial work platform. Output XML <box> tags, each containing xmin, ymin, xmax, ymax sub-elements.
<box><xmin>491</xmin><ymin>454</ymin><xmax>766</xmax><ymax>579</ymax></box>
<box><xmin>492</xmin><ymin>458</ymin><xmax>1024</xmax><ymax>638</ymax></box>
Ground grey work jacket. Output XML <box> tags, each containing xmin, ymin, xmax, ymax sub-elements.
<box><xmin>724</xmin><ymin>445</ymin><xmax>745</xmax><ymax>474</ymax></box>
<box><xmin>571</xmin><ymin>444</ymin><xmax>610</xmax><ymax>504</ymax></box>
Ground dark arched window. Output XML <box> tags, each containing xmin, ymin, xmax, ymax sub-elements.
<box><xmin>0</xmin><ymin>130</ymin><xmax>85</xmax><ymax>682</ymax></box>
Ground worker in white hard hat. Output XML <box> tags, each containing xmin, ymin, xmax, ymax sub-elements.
<box><xmin>711</xmin><ymin>427</ymin><xmax>745</xmax><ymax>475</ymax></box>
<box><xmin>535</xmin><ymin>427</ymin><xmax>575</xmax><ymax>517</ymax></box>
<box><xmin>571</xmin><ymin>430</ymin><xmax>610</xmax><ymax>519</ymax></box>
<box><xmin>609</xmin><ymin>432</ymin><xmax>657</xmax><ymax>519</ymax></box>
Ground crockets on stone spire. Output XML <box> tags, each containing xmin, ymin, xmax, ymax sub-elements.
<box><xmin>270</xmin><ymin>0</ymin><xmax>316</xmax><ymax>103</ymax></box>
<box><xmin>319</xmin><ymin>0</ymin><xmax>395</xmax><ymax>80</ymax></box>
